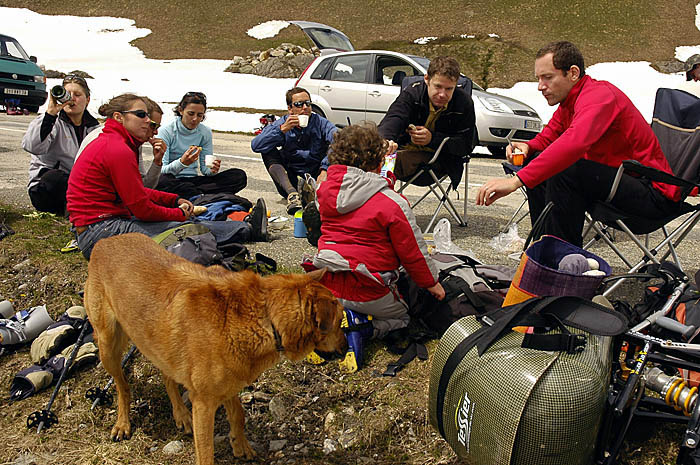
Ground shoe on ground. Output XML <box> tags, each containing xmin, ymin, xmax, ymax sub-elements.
<box><xmin>298</xmin><ymin>173</ymin><xmax>317</xmax><ymax>208</ymax></box>
<box><xmin>286</xmin><ymin>192</ymin><xmax>302</xmax><ymax>215</ymax></box>
<box><xmin>60</xmin><ymin>238</ymin><xmax>79</xmax><ymax>253</ymax></box>
<box><xmin>302</xmin><ymin>202</ymin><xmax>322</xmax><ymax>247</ymax></box>
<box><xmin>246</xmin><ymin>198</ymin><xmax>270</xmax><ymax>242</ymax></box>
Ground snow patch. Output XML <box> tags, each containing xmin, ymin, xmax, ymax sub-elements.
<box><xmin>414</xmin><ymin>37</ymin><xmax>437</xmax><ymax>45</ymax></box>
<box><xmin>247</xmin><ymin>20</ymin><xmax>290</xmax><ymax>40</ymax></box>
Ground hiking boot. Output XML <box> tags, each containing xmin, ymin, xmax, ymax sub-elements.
<box><xmin>302</xmin><ymin>202</ymin><xmax>322</xmax><ymax>247</ymax></box>
<box><xmin>286</xmin><ymin>192</ymin><xmax>302</xmax><ymax>215</ymax></box>
<box><xmin>298</xmin><ymin>173</ymin><xmax>317</xmax><ymax>208</ymax></box>
<box><xmin>245</xmin><ymin>198</ymin><xmax>269</xmax><ymax>242</ymax></box>
<box><xmin>60</xmin><ymin>238</ymin><xmax>79</xmax><ymax>253</ymax></box>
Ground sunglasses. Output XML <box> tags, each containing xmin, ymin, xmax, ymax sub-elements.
<box><xmin>149</xmin><ymin>120</ymin><xmax>160</xmax><ymax>131</ymax></box>
<box><xmin>63</xmin><ymin>74</ymin><xmax>88</xmax><ymax>85</ymax></box>
<box><xmin>292</xmin><ymin>100</ymin><xmax>312</xmax><ymax>108</ymax></box>
<box><xmin>185</xmin><ymin>91</ymin><xmax>207</xmax><ymax>103</ymax></box>
<box><xmin>122</xmin><ymin>109</ymin><xmax>150</xmax><ymax>119</ymax></box>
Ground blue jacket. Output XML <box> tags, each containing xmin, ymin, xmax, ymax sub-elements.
<box><xmin>251</xmin><ymin>113</ymin><xmax>336</xmax><ymax>174</ymax></box>
<box><xmin>159</xmin><ymin>118</ymin><xmax>215</xmax><ymax>178</ymax></box>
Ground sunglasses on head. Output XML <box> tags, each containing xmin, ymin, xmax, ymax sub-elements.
<box><xmin>122</xmin><ymin>109</ymin><xmax>150</xmax><ymax>119</ymax></box>
<box><xmin>185</xmin><ymin>91</ymin><xmax>207</xmax><ymax>103</ymax></box>
<box><xmin>63</xmin><ymin>74</ymin><xmax>88</xmax><ymax>85</ymax></box>
<box><xmin>292</xmin><ymin>100</ymin><xmax>312</xmax><ymax>108</ymax></box>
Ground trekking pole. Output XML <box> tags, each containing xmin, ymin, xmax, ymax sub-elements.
<box><xmin>26</xmin><ymin>319</ymin><xmax>91</xmax><ymax>434</ymax></box>
<box><xmin>86</xmin><ymin>344</ymin><xmax>138</xmax><ymax>410</ymax></box>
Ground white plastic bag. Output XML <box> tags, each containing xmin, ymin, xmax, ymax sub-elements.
<box><xmin>489</xmin><ymin>223</ymin><xmax>525</xmax><ymax>254</ymax></box>
<box><xmin>433</xmin><ymin>218</ymin><xmax>471</xmax><ymax>255</ymax></box>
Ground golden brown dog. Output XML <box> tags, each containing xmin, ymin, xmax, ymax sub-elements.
<box><xmin>84</xmin><ymin>233</ymin><xmax>347</xmax><ymax>465</ymax></box>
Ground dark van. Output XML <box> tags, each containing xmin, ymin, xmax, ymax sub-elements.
<box><xmin>1</xmin><ymin>33</ymin><xmax>47</xmax><ymax>113</ymax></box>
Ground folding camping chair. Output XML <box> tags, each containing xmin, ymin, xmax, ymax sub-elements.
<box><xmin>585</xmin><ymin>88</ymin><xmax>700</xmax><ymax>295</ymax></box>
<box><xmin>501</xmin><ymin>162</ymin><xmax>530</xmax><ymax>233</ymax></box>
<box><xmin>395</xmin><ymin>75</ymin><xmax>474</xmax><ymax>233</ymax></box>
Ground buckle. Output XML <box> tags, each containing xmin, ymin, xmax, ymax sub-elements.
<box><xmin>567</xmin><ymin>334</ymin><xmax>587</xmax><ymax>354</ymax></box>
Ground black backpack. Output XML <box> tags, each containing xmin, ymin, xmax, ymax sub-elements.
<box><xmin>399</xmin><ymin>253</ymin><xmax>514</xmax><ymax>337</ymax></box>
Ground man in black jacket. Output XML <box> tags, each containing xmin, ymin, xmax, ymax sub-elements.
<box><xmin>378</xmin><ymin>56</ymin><xmax>476</xmax><ymax>186</ymax></box>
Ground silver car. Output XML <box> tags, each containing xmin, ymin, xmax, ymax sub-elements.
<box><xmin>291</xmin><ymin>21</ymin><xmax>542</xmax><ymax>155</ymax></box>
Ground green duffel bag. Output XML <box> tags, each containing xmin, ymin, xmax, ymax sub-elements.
<box><xmin>428</xmin><ymin>296</ymin><xmax>628</xmax><ymax>465</ymax></box>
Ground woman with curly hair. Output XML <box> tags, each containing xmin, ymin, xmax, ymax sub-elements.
<box><xmin>306</xmin><ymin>123</ymin><xmax>444</xmax><ymax>340</ymax></box>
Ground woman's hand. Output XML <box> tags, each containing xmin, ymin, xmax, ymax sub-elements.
<box><xmin>149</xmin><ymin>138</ymin><xmax>166</xmax><ymax>166</ymax></box>
<box><xmin>180</xmin><ymin>146</ymin><xmax>201</xmax><ymax>166</ymax></box>
<box><xmin>177</xmin><ymin>198</ymin><xmax>194</xmax><ymax>218</ymax></box>
<box><xmin>427</xmin><ymin>282</ymin><xmax>446</xmax><ymax>301</ymax></box>
<box><xmin>46</xmin><ymin>95</ymin><xmax>69</xmax><ymax>117</ymax></box>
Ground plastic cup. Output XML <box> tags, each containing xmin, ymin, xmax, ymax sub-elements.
<box><xmin>512</xmin><ymin>151</ymin><xmax>524</xmax><ymax>166</ymax></box>
<box><xmin>297</xmin><ymin>114</ymin><xmax>309</xmax><ymax>128</ymax></box>
<box><xmin>205</xmin><ymin>155</ymin><xmax>217</xmax><ymax>168</ymax></box>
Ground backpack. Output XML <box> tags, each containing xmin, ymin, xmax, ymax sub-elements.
<box><xmin>152</xmin><ymin>223</ymin><xmax>222</xmax><ymax>266</ymax></box>
<box><xmin>399</xmin><ymin>253</ymin><xmax>514</xmax><ymax>337</ymax></box>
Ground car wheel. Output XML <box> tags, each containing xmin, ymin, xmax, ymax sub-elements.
<box><xmin>311</xmin><ymin>105</ymin><xmax>326</xmax><ymax>118</ymax></box>
<box><xmin>488</xmin><ymin>145</ymin><xmax>507</xmax><ymax>158</ymax></box>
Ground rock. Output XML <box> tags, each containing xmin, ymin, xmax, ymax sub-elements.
<box><xmin>323</xmin><ymin>411</ymin><xmax>336</xmax><ymax>431</ymax></box>
<box><xmin>163</xmin><ymin>440</ymin><xmax>185</xmax><ymax>455</ymax></box>
<box><xmin>232</xmin><ymin>56</ymin><xmax>243</xmax><ymax>65</ymax></box>
<box><xmin>285</xmin><ymin>52</ymin><xmax>295</xmax><ymax>58</ymax></box>
<box><xmin>269</xmin><ymin>439</ymin><xmax>287</xmax><ymax>452</ymax></box>
<box><xmin>240</xmin><ymin>392</ymin><xmax>253</xmax><ymax>403</ymax></box>
<box><xmin>13</xmin><ymin>453</ymin><xmax>38</xmax><ymax>465</ymax></box>
<box><xmin>270</xmin><ymin>49</ymin><xmax>285</xmax><ymax>57</ymax></box>
<box><xmin>18</xmin><ymin>283</ymin><xmax>28</xmax><ymax>290</ymax></box>
<box><xmin>338</xmin><ymin>429</ymin><xmax>357</xmax><ymax>449</ymax></box>
<box><xmin>259</xmin><ymin>50</ymin><xmax>271</xmax><ymax>61</ymax></box>
<box><xmin>342</xmin><ymin>406</ymin><xmax>355</xmax><ymax>415</ymax></box>
<box><xmin>651</xmin><ymin>59</ymin><xmax>685</xmax><ymax>74</ymax></box>
<box><xmin>40</xmin><ymin>275</ymin><xmax>48</xmax><ymax>283</ymax></box>
<box><xmin>239</xmin><ymin>64</ymin><xmax>254</xmax><ymax>74</ymax></box>
<box><xmin>323</xmin><ymin>438</ymin><xmax>338</xmax><ymax>455</ymax></box>
<box><xmin>250</xmin><ymin>50</ymin><xmax>261</xmax><ymax>56</ymax></box>
<box><xmin>67</xmin><ymin>69</ymin><xmax>94</xmax><ymax>79</ymax></box>
<box><xmin>224</xmin><ymin>63</ymin><xmax>240</xmax><ymax>73</ymax></box>
<box><xmin>358</xmin><ymin>457</ymin><xmax>372</xmax><ymax>464</ymax></box>
<box><xmin>13</xmin><ymin>258</ymin><xmax>31</xmax><ymax>270</ymax></box>
<box><xmin>293</xmin><ymin>443</ymin><xmax>305</xmax><ymax>451</ymax></box>
<box><xmin>251</xmin><ymin>59</ymin><xmax>260</xmax><ymax>66</ymax></box>
<box><xmin>269</xmin><ymin>394</ymin><xmax>287</xmax><ymax>418</ymax></box>
<box><xmin>44</xmin><ymin>69</ymin><xmax>65</xmax><ymax>78</ymax></box>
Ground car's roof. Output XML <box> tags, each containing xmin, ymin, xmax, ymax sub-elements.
<box><xmin>0</xmin><ymin>34</ymin><xmax>17</xmax><ymax>41</ymax></box>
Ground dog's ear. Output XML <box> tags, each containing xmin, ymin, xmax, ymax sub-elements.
<box><xmin>314</xmin><ymin>296</ymin><xmax>339</xmax><ymax>335</ymax></box>
<box><xmin>307</xmin><ymin>268</ymin><xmax>327</xmax><ymax>282</ymax></box>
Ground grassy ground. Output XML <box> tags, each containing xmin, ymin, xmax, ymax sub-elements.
<box><xmin>3</xmin><ymin>0</ymin><xmax>699</xmax><ymax>88</ymax></box>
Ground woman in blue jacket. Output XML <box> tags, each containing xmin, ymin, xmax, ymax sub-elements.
<box><xmin>156</xmin><ymin>92</ymin><xmax>247</xmax><ymax>200</ymax></box>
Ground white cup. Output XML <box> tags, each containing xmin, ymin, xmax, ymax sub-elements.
<box><xmin>205</xmin><ymin>155</ymin><xmax>217</xmax><ymax>168</ymax></box>
<box><xmin>297</xmin><ymin>114</ymin><xmax>309</xmax><ymax>128</ymax></box>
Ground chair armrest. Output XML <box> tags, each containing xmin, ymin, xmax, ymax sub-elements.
<box><xmin>426</xmin><ymin>137</ymin><xmax>449</xmax><ymax>164</ymax></box>
<box><xmin>605</xmin><ymin>160</ymin><xmax>699</xmax><ymax>202</ymax></box>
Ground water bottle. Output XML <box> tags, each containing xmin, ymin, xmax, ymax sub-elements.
<box><xmin>50</xmin><ymin>85</ymin><xmax>71</xmax><ymax>104</ymax></box>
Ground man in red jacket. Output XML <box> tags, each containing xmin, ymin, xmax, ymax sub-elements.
<box><xmin>476</xmin><ymin>41</ymin><xmax>680</xmax><ymax>246</ymax></box>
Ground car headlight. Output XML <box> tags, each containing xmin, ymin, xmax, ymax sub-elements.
<box><xmin>478</xmin><ymin>96</ymin><xmax>513</xmax><ymax>113</ymax></box>
<box><xmin>34</xmin><ymin>75</ymin><xmax>46</xmax><ymax>84</ymax></box>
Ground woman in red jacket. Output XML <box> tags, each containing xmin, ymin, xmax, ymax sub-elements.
<box><xmin>66</xmin><ymin>93</ymin><xmax>267</xmax><ymax>260</ymax></box>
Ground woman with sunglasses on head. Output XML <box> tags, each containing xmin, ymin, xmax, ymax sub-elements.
<box><xmin>21</xmin><ymin>74</ymin><xmax>99</xmax><ymax>215</ymax></box>
<box><xmin>156</xmin><ymin>91</ymin><xmax>247</xmax><ymax>201</ymax></box>
<box><xmin>67</xmin><ymin>93</ymin><xmax>269</xmax><ymax>260</ymax></box>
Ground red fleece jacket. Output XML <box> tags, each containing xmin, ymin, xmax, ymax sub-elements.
<box><xmin>67</xmin><ymin>118</ymin><xmax>186</xmax><ymax>227</ymax></box>
<box><xmin>519</xmin><ymin>75</ymin><xmax>679</xmax><ymax>202</ymax></box>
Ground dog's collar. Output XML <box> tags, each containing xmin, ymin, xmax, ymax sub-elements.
<box><xmin>271</xmin><ymin>323</ymin><xmax>284</xmax><ymax>352</ymax></box>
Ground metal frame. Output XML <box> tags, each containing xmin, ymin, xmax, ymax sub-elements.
<box><xmin>396</xmin><ymin>137</ymin><xmax>469</xmax><ymax>233</ymax></box>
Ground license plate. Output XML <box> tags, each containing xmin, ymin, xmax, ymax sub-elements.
<box><xmin>4</xmin><ymin>88</ymin><xmax>28</xmax><ymax>96</ymax></box>
<box><xmin>525</xmin><ymin>120</ymin><xmax>541</xmax><ymax>130</ymax></box>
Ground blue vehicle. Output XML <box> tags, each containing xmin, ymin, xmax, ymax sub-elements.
<box><xmin>0</xmin><ymin>33</ymin><xmax>47</xmax><ymax>113</ymax></box>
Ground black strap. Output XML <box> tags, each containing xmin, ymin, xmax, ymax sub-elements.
<box><xmin>522</xmin><ymin>332</ymin><xmax>587</xmax><ymax>354</ymax></box>
<box><xmin>382</xmin><ymin>342</ymin><xmax>428</xmax><ymax>377</ymax></box>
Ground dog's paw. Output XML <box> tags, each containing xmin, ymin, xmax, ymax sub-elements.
<box><xmin>175</xmin><ymin>412</ymin><xmax>193</xmax><ymax>435</ymax></box>
<box><xmin>110</xmin><ymin>422</ymin><xmax>132</xmax><ymax>441</ymax></box>
<box><xmin>230</xmin><ymin>436</ymin><xmax>255</xmax><ymax>460</ymax></box>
